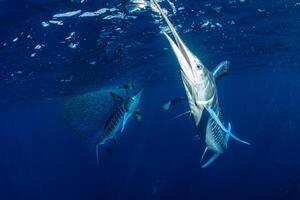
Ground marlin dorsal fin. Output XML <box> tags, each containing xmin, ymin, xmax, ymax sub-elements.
<box><xmin>110</xmin><ymin>92</ymin><xmax>124</xmax><ymax>105</ymax></box>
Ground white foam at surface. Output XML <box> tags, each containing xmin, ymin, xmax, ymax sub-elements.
<box><xmin>201</xmin><ymin>20</ymin><xmax>210</xmax><ymax>28</ymax></box>
<box><xmin>257</xmin><ymin>9</ymin><xmax>266</xmax><ymax>12</ymax></box>
<box><xmin>49</xmin><ymin>20</ymin><xmax>64</xmax><ymax>25</ymax></box>
<box><xmin>79</xmin><ymin>8</ymin><xmax>118</xmax><ymax>17</ymax></box>
<box><xmin>53</xmin><ymin>10</ymin><xmax>82</xmax><ymax>18</ymax></box>
<box><xmin>178</xmin><ymin>7</ymin><xmax>184</xmax><ymax>11</ymax></box>
<box><xmin>103</xmin><ymin>12</ymin><xmax>126</xmax><ymax>20</ymax></box>
<box><xmin>65</xmin><ymin>32</ymin><xmax>75</xmax><ymax>40</ymax></box>
<box><xmin>212</xmin><ymin>6</ymin><xmax>222</xmax><ymax>13</ymax></box>
<box><xmin>166</xmin><ymin>0</ymin><xmax>177</xmax><ymax>14</ymax></box>
<box><xmin>215</xmin><ymin>23</ymin><xmax>222</xmax><ymax>27</ymax></box>
<box><xmin>109</xmin><ymin>8</ymin><xmax>118</xmax><ymax>12</ymax></box>
<box><xmin>34</xmin><ymin>44</ymin><xmax>43</xmax><ymax>50</ymax></box>
<box><xmin>69</xmin><ymin>42</ymin><xmax>79</xmax><ymax>49</ymax></box>
<box><xmin>127</xmin><ymin>0</ymin><xmax>148</xmax><ymax>13</ymax></box>
<box><xmin>41</xmin><ymin>21</ymin><xmax>50</xmax><ymax>27</ymax></box>
<box><xmin>79</xmin><ymin>8</ymin><xmax>109</xmax><ymax>17</ymax></box>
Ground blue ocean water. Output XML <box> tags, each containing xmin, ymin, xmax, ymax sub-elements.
<box><xmin>0</xmin><ymin>0</ymin><xmax>300</xmax><ymax>199</ymax></box>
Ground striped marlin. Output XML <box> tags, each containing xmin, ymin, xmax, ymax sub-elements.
<box><xmin>95</xmin><ymin>89</ymin><xmax>143</xmax><ymax>165</ymax></box>
<box><xmin>152</xmin><ymin>0</ymin><xmax>250</xmax><ymax>168</ymax></box>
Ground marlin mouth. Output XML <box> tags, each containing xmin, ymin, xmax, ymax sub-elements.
<box><xmin>152</xmin><ymin>0</ymin><xmax>195</xmax><ymax>69</ymax></box>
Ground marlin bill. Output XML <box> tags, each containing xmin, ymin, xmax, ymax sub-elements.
<box><xmin>95</xmin><ymin>89</ymin><xmax>143</xmax><ymax>165</ymax></box>
<box><xmin>152</xmin><ymin>0</ymin><xmax>250</xmax><ymax>168</ymax></box>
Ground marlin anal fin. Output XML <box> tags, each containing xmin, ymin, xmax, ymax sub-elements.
<box><xmin>205</xmin><ymin>106</ymin><xmax>250</xmax><ymax>145</ymax></box>
<box><xmin>133</xmin><ymin>111</ymin><xmax>142</xmax><ymax>125</ymax></box>
<box><xmin>121</xmin><ymin>112</ymin><xmax>129</xmax><ymax>132</ymax></box>
<box><xmin>212</xmin><ymin>60</ymin><xmax>230</xmax><ymax>79</ymax></box>
<box><xmin>201</xmin><ymin>153</ymin><xmax>220</xmax><ymax>168</ymax></box>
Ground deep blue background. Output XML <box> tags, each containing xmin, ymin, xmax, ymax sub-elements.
<box><xmin>0</xmin><ymin>0</ymin><xmax>300</xmax><ymax>199</ymax></box>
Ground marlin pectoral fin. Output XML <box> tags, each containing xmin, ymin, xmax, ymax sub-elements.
<box><xmin>201</xmin><ymin>153</ymin><xmax>220</xmax><ymax>168</ymax></box>
<box><xmin>121</xmin><ymin>112</ymin><xmax>129</xmax><ymax>132</ymax></box>
<box><xmin>212</xmin><ymin>60</ymin><xmax>230</xmax><ymax>80</ymax></box>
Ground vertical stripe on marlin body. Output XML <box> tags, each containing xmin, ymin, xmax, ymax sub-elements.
<box><xmin>95</xmin><ymin>89</ymin><xmax>143</xmax><ymax>165</ymax></box>
<box><xmin>152</xmin><ymin>0</ymin><xmax>250</xmax><ymax>168</ymax></box>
